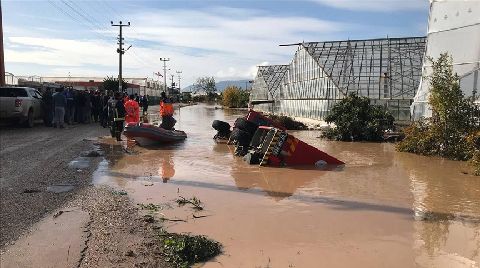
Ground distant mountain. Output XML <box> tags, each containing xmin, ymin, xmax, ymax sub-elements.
<box><xmin>183</xmin><ymin>80</ymin><xmax>251</xmax><ymax>93</ymax></box>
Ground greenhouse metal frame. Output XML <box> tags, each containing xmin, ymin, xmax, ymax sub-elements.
<box><xmin>251</xmin><ymin>36</ymin><xmax>427</xmax><ymax>121</ymax></box>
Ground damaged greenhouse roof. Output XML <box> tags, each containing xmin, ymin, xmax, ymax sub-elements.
<box><xmin>299</xmin><ymin>36</ymin><xmax>427</xmax><ymax>99</ymax></box>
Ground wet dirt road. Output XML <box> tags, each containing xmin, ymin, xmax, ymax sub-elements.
<box><xmin>0</xmin><ymin>123</ymin><xmax>107</xmax><ymax>247</ymax></box>
<box><xmin>96</xmin><ymin>104</ymin><xmax>480</xmax><ymax>268</ymax></box>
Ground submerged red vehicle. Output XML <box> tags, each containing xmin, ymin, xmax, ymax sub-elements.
<box><xmin>212</xmin><ymin>110</ymin><xmax>344</xmax><ymax>167</ymax></box>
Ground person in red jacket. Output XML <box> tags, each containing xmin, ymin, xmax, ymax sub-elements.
<box><xmin>160</xmin><ymin>92</ymin><xmax>175</xmax><ymax>130</ymax></box>
<box><xmin>124</xmin><ymin>94</ymin><xmax>140</xmax><ymax>124</ymax></box>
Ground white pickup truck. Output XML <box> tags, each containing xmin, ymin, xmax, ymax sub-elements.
<box><xmin>0</xmin><ymin>87</ymin><xmax>44</xmax><ymax>127</ymax></box>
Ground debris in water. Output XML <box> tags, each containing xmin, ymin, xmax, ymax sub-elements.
<box><xmin>138</xmin><ymin>203</ymin><xmax>173</xmax><ymax>212</ymax></box>
<box><xmin>112</xmin><ymin>190</ymin><xmax>128</xmax><ymax>196</ymax></box>
<box><xmin>162</xmin><ymin>233</ymin><xmax>222</xmax><ymax>267</ymax></box>
<box><xmin>23</xmin><ymin>189</ymin><xmax>41</xmax><ymax>194</ymax></box>
<box><xmin>175</xmin><ymin>196</ymin><xmax>203</xmax><ymax>211</ymax></box>
<box><xmin>159</xmin><ymin>215</ymin><xmax>187</xmax><ymax>223</ymax></box>
<box><xmin>53</xmin><ymin>211</ymin><xmax>64</xmax><ymax>218</ymax></box>
<box><xmin>143</xmin><ymin>215</ymin><xmax>155</xmax><ymax>223</ymax></box>
<box><xmin>192</xmin><ymin>214</ymin><xmax>211</xmax><ymax>219</ymax></box>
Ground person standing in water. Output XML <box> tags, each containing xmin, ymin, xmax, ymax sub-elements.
<box><xmin>159</xmin><ymin>91</ymin><xmax>175</xmax><ymax>130</ymax></box>
<box><xmin>124</xmin><ymin>94</ymin><xmax>140</xmax><ymax>124</ymax></box>
<box><xmin>113</xmin><ymin>92</ymin><xmax>126</xmax><ymax>141</ymax></box>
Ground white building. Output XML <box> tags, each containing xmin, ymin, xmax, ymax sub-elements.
<box><xmin>412</xmin><ymin>0</ymin><xmax>480</xmax><ymax>119</ymax></box>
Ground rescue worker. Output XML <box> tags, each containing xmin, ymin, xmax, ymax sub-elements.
<box><xmin>112</xmin><ymin>92</ymin><xmax>126</xmax><ymax>141</ymax></box>
<box><xmin>124</xmin><ymin>94</ymin><xmax>140</xmax><ymax>124</ymax></box>
<box><xmin>159</xmin><ymin>91</ymin><xmax>175</xmax><ymax>130</ymax></box>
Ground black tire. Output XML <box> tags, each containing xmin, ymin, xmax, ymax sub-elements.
<box><xmin>24</xmin><ymin>109</ymin><xmax>34</xmax><ymax>128</ymax></box>
<box><xmin>234</xmin><ymin>118</ymin><xmax>257</xmax><ymax>135</ymax></box>
<box><xmin>212</xmin><ymin>120</ymin><xmax>230</xmax><ymax>132</ymax></box>
<box><xmin>216</xmin><ymin>129</ymin><xmax>231</xmax><ymax>139</ymax></box>
<box><xmin>231</xmin><ymin>128</ymin><xmax>253</xmax><ymax>148</ymax></box>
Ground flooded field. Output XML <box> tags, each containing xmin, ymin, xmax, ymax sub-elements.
<box><xmin>95</xmin><ymin>104</ymin><xmax>480</xmax><ymax>268</ymax></box>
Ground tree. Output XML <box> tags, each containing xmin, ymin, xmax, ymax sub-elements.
<box><xmin>102</xmin><ymin>76</ymin><xmax>127</xmax><ymax>92</ymax></box>
<box><xmin>322</xmin><ymin>93</ymin><xmax>394</xmax><ymax>141</ymax></box>
<box><xmin>222</xmin><ymin>86</ymin><xmax>249</xmax><ymax>108</ymax></box>
<box><xmin>193</xmin><ymin>77</ymin><xmax>216</xmax><ymax>101</ymax></box>
<box><xmin>397</xmin><ymin>53</ymin><xmax>480</xmax><ymax>173</ymax></box>
<box><xmin>193</xmin><ymin>76</ymin><xmax>216</xmax><ymax>94</ymax></box>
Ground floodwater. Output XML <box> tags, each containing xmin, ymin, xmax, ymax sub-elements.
<box><xmin>94</xmin><ymin>104</ymin><xmax>480</xmax><ymax>268</ymax></box>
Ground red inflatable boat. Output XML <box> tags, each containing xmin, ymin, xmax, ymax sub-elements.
<box><xmin>124</xmin><ymin>122</ymin><xmax>187</xmax><ymax>146</ymax></box>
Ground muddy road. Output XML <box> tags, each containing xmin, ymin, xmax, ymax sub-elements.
<box><xmin>0</xmin><ymin>123</ymin><xmax>107</xmax><ymax>246</ymax></box>
<box><xmin>95</xmin><ymin>104</ymin><xmax>480</xmax><ymax>268</ymax></box>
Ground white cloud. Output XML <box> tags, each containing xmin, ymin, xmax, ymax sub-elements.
<box><xmin>5</xmin><ymin>7</ymin><xmax>347</xmax><ymax>86</ymax></box>
<box><xmin>310</xmin><ymin>0</ymin><xmax>428</xmax><ymax>11</ymax></box>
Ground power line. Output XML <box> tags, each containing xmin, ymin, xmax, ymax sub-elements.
<box><xmin>48</xmin><ymin>0</ymin><xmax>152</xmax><ymax>69</ymax></box>
<box><xmin>64</xmin><ymin>0</ymin><xmax>110</xmax><ymax>32</ymax></box>
<box><xmin>47</xmin><ymin>0</ymin><xmax>112</xmax><ymax>43</ymax></box>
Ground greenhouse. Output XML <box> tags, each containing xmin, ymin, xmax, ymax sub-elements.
<box><xmin>251</xmin><ymin>36</ymin><xmax>427</xmax><ymax>121</ymax></box>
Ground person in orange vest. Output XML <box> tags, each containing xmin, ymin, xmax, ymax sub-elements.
<box><xmin>124</xmin><ymin>94</ymin><xmax>140</xmax><ymax>124</ymax></box>
<box><xmin>123</xmin><ymin>93</ymin><xmax>129</xmax><ymax>104</ymax></box>
<box><xmin>160</xmin><ymin>92</ymin><xmax>176</xmax><ymax>130</ymax></box>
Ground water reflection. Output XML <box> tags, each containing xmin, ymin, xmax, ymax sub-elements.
<box><xmin>396</xmin><ymin>152</ymin><xmax>480</xmax><ymax>267</ymax></box>
<box><xmin>230</xmin><ymin>164</ymin><xmax>326</xmax><ymax>201</ymax></box>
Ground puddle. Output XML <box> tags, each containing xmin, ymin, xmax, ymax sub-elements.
<box><xmin>0</xmin><ymin>207</ymin><xmax>89</xmax><ymax>268</ymax></box>
<box><xmin>93</xmin><ymin>104</ymin><xmax>480</xmax><ymax>268</ymax></box>
<box><xmin>47</xmin><ymin>184</ymin><xmax>75</xmax><ymax>193</ymax></box>
<box><xmin>68</xmin><ymin>157</ymin><xmax>91</xmax><ymax>170</ymax></box>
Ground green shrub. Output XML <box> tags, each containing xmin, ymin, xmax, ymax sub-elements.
<box><xmin>397</xmin><ymin>53</ymin><xmax>479</xmax><ymax>165</ymax></box>
<box><xmin>322</xmin><ymin>93</ymin><xmax>394</xmax><ymax>141</ymax></box>
<box><xmin>222</xmin><ymin>86</ymin><xmax>249</xmax><ymax>108</ymax></box>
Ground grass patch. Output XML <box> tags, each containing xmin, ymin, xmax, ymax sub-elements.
<box><xmin>162</xmin><ymin>233</ymin><xmax>222</xmax><ymax>268</ymax></box>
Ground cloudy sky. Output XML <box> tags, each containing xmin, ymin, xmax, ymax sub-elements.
<box><xmin>3</xmin><ymin>0</ymin><xmax>429</xmax><ymax>87</ymax></box>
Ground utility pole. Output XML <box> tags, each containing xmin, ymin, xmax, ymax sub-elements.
<box><xmin>159</xmin><ymin>58</ymin><xmax>170</xmax><ymax>94</ymax></box>
<box><xmin>170</xmin><ymin>74</ymin><xmax>175</xmax><ymax>88</ymax></box>
<box><xmin>0</xmin><ymin>1</ymin><xmax>5</xmax><ymax>86</ymax></box>
<box><xmin>154</xmin><ymin>71</ymin><xmax>162</xmax><ymax>96</ymax></box>
<box><xmin>111</xmin><ymin>21</ymin><xmax>130</xmax><ymax>92</ymax></box>
<box><xmin>176</xmin><ymin>71</ymin><xmax>182</xmax><ymax>90</ymax></box>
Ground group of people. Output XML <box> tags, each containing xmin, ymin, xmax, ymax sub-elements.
<box><xmin>42</xmin><ymin>87</ymin><xmax>150</xmax><ymax>130</ymax></box>
<box><xmin>110</xmin><ymin>91</ymin><xmax>175</xmax><ymax>141</ymax></box>
<box><xmin>42</xmin><ymin>86</ymin><xmax>175</xmax><ymax>142</ymax></box>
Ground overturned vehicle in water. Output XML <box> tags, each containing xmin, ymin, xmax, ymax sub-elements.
<box><xmin>212</xmin><ymin>111</ymin><xmax>344</xmax><ymax>167</ymax></box>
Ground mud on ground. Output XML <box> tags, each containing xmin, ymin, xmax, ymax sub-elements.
<box><xmin>70</xmin><ymin>186</ymin><xmax>171</xmax><ymax>268</ymax></box>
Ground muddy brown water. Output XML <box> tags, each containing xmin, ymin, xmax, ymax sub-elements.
<box><xmin>94</xmin><ymin>104</ymin><xmax>480</xmax><ymax>268</ymax></box>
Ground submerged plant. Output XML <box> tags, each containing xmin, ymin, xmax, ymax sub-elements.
<box><xmin>322</xmin><ymin>93</ymin><xmax>394</xmax><ymax>141</ymax></box>
<box><xmin>162</xmin><ymin>233</ymin><xmax>222</xmax><ymax>268</ymax></box>
<box><xmin>397</xmin><ymin>53</ymin><xmax>480</xmax><ymax>171</ymax></box>
<box><xmin>176</xmin><ymin>196</ymin><xmax>204</xmax><ymax>211</ymax></box>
